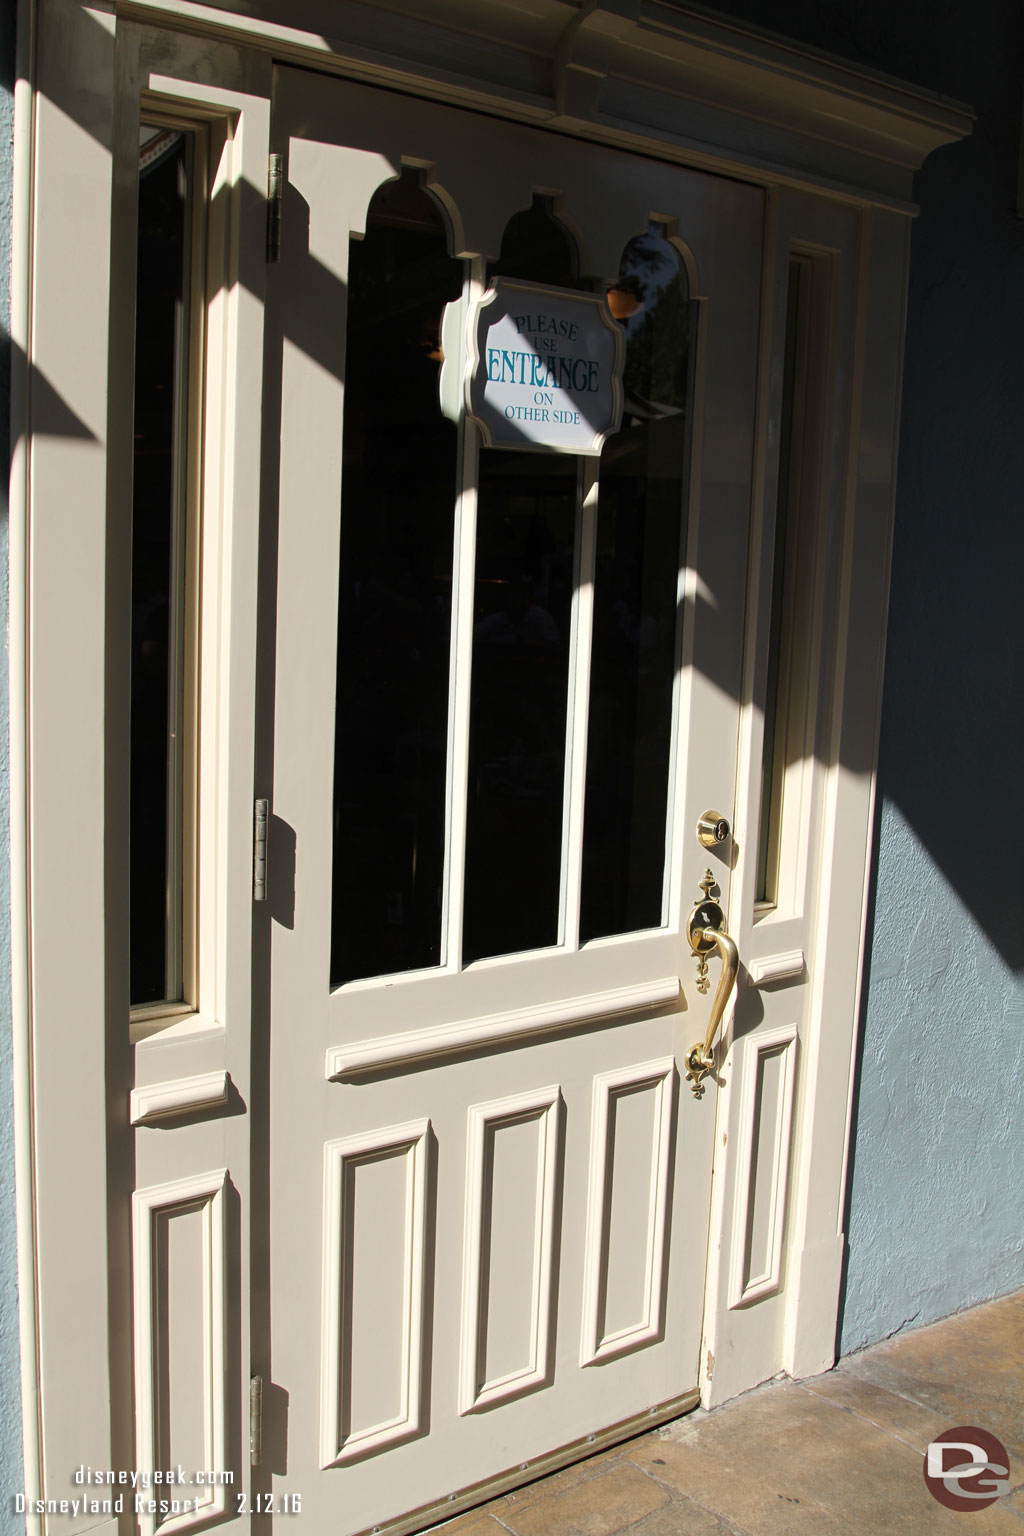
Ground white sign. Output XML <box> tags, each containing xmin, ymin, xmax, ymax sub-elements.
<box><xmin>446</xmin><ymin>279</ymin><xmax>624</xmax><ymax>455</ymax></box>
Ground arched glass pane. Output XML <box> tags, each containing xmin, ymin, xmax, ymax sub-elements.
<box><xmin>579</xmin><ymin>227</ymin><xmax>694</xmax><ymax>943</ymax></box>
<box><xmin>330</xmin><ymin>170</ymin><xmax>464</xmax><ymax>987</ymax></box>
<box><xmin>461</xmin><ymin>199</ymin><xmax>580</xmax><ymax>966</ymax></box>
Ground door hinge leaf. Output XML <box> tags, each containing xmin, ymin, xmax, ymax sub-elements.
<box><xmin>250</xmin><ymin>1375</ymin><xmax>263</xmax><ymax>1466</ymax></box>
<box><xmin>254</xmin><ymin>798</ymin><xmax>269</xmax><ymax>901</ymax></box>
<box><xmin>267</xmin><ymin>152</ymin><xmax>283</xmax><ymax>262</ymax></box>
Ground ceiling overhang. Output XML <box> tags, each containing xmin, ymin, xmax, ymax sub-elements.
<box><xmin>117</xmin><ymin>0</ymin><xmax>975</xmax><ymax>209</ymax></box>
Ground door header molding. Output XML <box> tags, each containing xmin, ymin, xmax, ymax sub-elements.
<box><xmin>115</xmin><ymin>0</ymin><xmax>974</xmax><ymax>209</ymax></box>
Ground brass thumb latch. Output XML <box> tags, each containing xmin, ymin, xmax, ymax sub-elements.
<box><xmin>685</xmin><ymin>870</ymin><xmax>739</xmax><ymax>1099</ymax></box>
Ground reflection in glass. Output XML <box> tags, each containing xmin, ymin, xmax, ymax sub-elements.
<box><xmin>579</xmin><ymin>227</ymin><xmax>693</xmax><ymax>943</ymax></box>
<box><xmin>462</xmin><ymin>454</ymin><xmax>578</xmax><ymax>964</ymax></box>
<box><xmin>461</xmin><ymin>199</ymin><xmax>581</xmax><ymax>965</ymax></box>
<box><xmin>757</xmin><ymin>259</ymin><xmax>805</xmax><ymax>903</ymax></box>
<box><xmin>330</xmin><ymin>170</ymin><xmax>463</xmax><ymax>988</ymax></box>
<box><xmin>130</xmin><ymin>126</ymin><xmax>193</xmax><ymax>1006</ymax></box>
<box><xmin>487</xmin><ymin>194</ymin><xmax>578</xmax><ymax>287</ymax></box>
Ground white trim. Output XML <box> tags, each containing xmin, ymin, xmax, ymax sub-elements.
<box><xmin>458</xmin><ymin>1087</ymin><xmax>562</xmax><ymax>1415</ymax></box>
<box><xmin>748</xmin><ymin>950</ymin><xmax>805</xmax><ymax>986</ymax></box>
<box><xmin>319</xmin><ymin>1122</ymin><xmax>430</xmax><ymax>1469</ymax></box>
<box><xmin>10</xmin><ymin>0</ymin><xmax>41</xmax><ymax>1526</ymax></box>
<box><xmin>131</xmin><ymin>1169</ymin><xmax>229</xmax><ymax>1536</ymax></box>
<box><xmin>727</xmin><ymin>1024</ymin><xmax>798</xmax><ymax>1308</ymax></box>
<box><xmin>129</xmin><ymin>1070</ymin><xmax>230</xmax><ymax>1125</ymax></box>
<box><xmin>325</xmin><ymin>977</ymin><xmax>681</xmax><ymax>1079</ymax></box>
<box><xmin>579</xmin><ymin>1059</ymin><xmax>676</xmax><ymax>1366</ymax></box>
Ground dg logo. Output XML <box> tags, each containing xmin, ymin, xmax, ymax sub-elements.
<box><xmin>924</xmin><ymin>1427</ymin><xmax>1012</xmax><ymax>1512</ymax></box>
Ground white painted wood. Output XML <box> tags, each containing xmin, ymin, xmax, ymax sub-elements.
<box><xmin>728</xmin><ymin>1026</ymin><xmax>798</xmax><ymax>1309</ymax></box>
<box><xmin>749</xmin><ymin>950</ymin><xmax>806</xmax><ymax>986</ymax></box>
<box><xmin>319</xmin><ymin>1121</ymin><xmax>430</xmax><ymax>1467</ymax></box>
<box><xmin>441</xmin><ymin>263</ymin><xmax>485</xmax><ymax>973</ymax></box>
<box><xmin>580</xmin><ymin>1060</ymin><xmax>676</xmax><ymax>1366</ymax></box>
<box><xmin>130</xmin><ymin>1071</ymin><xmax>230</xmax><ymax>1126</ymax></box>
<box><xmin>782</xmin><ymin>207</ymin><xmax>916</xmax><ymax>1382</ymax></box>
<box><xmin>559</xmin><ymin>464</ymin><xmax>599</xmax><ymax>951</ymax></box>
<box><xmin>20</xmin><ymin>10</ymin><xmax>120</xmax><ymax>1516</ymax></box>
<box><xmin>326</xmin><ymin>977</ymin><xmax>682</xmax><ymax>1079</ymax></box>
<box><xmin>267</xmin><ymin>63</ymin><xmax>759</xmax><ymax>1536</ymax></box>
<box><xmin>459</xmin><ymin>1087</ymin><xmax>562</xmax><ymax>1414</ymax></box>
<box><xmin>132</xmin><ymin>1170</ymin><xmax>228</xmax><ymax>1536</ymax></box>
<box><xmin>16</xmin><ymin>1</ymin><xmax>951</xmax><ymax>1523</ymax></box>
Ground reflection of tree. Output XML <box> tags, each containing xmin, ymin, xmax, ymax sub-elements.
<box><xmin>623</xmin><ymin>267</ymin><xmax>691</xmax><ymax>414</ymax></box>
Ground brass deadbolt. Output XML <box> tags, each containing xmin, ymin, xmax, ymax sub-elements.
<box><xmin>697</xmin><ymin>810</ymin><xmax>731</xmax><ymax>849</ymax></box>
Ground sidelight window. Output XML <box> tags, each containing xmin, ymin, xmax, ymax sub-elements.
<box><xmin>130</xmin><ymin>123</ymin><xmax>202</xmax><ymax>1010</ymax></box>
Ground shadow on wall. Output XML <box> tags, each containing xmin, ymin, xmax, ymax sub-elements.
<box><xmin>703</xmin><ymin>0</ymin><xmax>1024</xmax><ymax>1348</ymax></box>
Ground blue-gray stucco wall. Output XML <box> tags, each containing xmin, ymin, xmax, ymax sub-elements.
<box><xmin>704</xmin><ymin>0</ymin><xmax>1024</xmax><ymax>1350</ymax></box>
<box><xmin>1</xmin><ymin>0</ymin><xmax>23</xmax><ymax>1522</ymax></box>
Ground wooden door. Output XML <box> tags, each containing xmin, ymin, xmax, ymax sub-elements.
<box><xmin>259</xmin><ymin>66</ymin><xmax>762</xmax><ymax>1536</ymax></box>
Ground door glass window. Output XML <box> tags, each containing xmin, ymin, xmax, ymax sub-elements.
<box><xmin>580</xmin><ymin>228</ymin><xmax>693</xmax><ymax>942</ymax></box>
<box><xmin>330</xmin><ymin>197</ymin><xmax>697</xmax><ymax>986</ymax></box>
<box><xmin>329</xmin><ymin>170</ymin><xmax>464</xmax><ymax>987</ymax></box>
<box><xmin>462</xmin><ymin>199</ymin><xmax>581</xmax><ymax>965</ymax></box>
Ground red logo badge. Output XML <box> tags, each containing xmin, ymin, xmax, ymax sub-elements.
<box><xmin>924</xmin><ymin>1427</ymin><xmax>1011</xmax><ymax>1511</ymax></box>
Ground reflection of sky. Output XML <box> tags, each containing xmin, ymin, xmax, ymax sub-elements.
<box><xmin>616</xmin><ymin>231</ymin><xmax>680</xmax><ymax>337</ymax></box>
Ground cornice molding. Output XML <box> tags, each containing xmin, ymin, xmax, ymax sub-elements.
<box><xmin>114</xmin><ymin>0</ymin><xmax>974</xmax><ymax>206</ymax></box>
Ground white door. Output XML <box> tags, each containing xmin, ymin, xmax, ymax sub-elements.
<box><xmin>260</xmin><ymin>67</ymin><xmax>761</xmax><ymax>1536</ymax></box>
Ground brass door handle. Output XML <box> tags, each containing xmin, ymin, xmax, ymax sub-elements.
<box><xmin>685</xmin><ymin>927</ymin><xmax>738</xmax><ymax>1098</ymax></box>
<box><xmin>685</xmin><ymin>871</ymin><xmax>739</xmax><ymax>1099</ymax></box>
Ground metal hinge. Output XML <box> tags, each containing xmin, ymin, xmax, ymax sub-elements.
<box><xmin>266</xmin><ymin>152</ymin><xmax>283</xmax><ymax>262</ymax></box>
<box><xmin>254</xmin><ymin>799</ymin><xmax>269</xmax><ymax>902</ymax></box>
<box><xmin>250</xmin><ymin>1375</ymin><xmax>263</xmax><ymax>1466</ymax></box>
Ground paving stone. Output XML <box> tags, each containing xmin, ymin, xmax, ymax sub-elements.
<box><xmin>630</xmin><ymin>1379</ymin><xmax>1020</xmax><ymax>1534</ymax></box>
<box><xmin>625</xmin><ymin>1495</ymin><xmax>752</xmax><ymax>1535</ymax></box>
<box><xmin>796</xmin><ymin>1368</ymin><xmax>951</xmax><ymax>1452</ymax></box>
<box><xmin>447</xmin><ymin>1290</ymin><xmax>1024</xmax><ymax>1536</ymax></box>
<box><xmin>499</xmin><ymin>1465</ymin><xmax>669</xmax><ymax>1536</ymax></box>
<box><xmin>842</xmin><ymin>1291</ymin><xmax>1024</xmax><ymax>1464</ymax></box>
<box><xmin>436</xmin><ymin>1515</ymin><xmax>513</xmax><ymax>1536</ymax></box>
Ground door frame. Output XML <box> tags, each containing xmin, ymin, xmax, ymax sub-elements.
<box><xmin>9</xmin><ymin>1</ymin><xmax>972</xmax><ymax>1528</ymax></box>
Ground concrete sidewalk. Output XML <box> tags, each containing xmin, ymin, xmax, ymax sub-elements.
<box><xmin>441</xmin><ymin>1289</ymin><xmax>1024</xmax><ymax>1534</ymax></box>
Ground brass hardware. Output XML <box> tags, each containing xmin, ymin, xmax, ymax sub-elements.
<box><xmin>696</xmin><ymin>809</ymin><xmax>731</xmax><ymax>849</ymax></box>
<box><xmin>686</xmin><ymin>870</ymin><xmax>738</xmax><ymax>1098</ymax></box>
<box><xmin>688</xmin><ymin>868</ymin><xmax>723</xmax><ymax>994</ymax></box>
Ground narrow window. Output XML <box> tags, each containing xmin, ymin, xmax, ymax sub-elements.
<box><xmin>130</xmin><ymin>125</ymin><xmax>198</xmax><ymax>1008</ymax></box>
<box><xmin>329</xmin><ymin>170</ymin><xmax>464</xmax><ymax>987</ymax></box>
<box><xmin>461</xmin><ymin>199</ymin><xmax>581</xmax><ymax>965</ymax></box>
<box><xmin>756</xmin><ymin>257</ymin><xmax>809</xmax><ymax>905</ymax></box>
<box><xmin>579</xmin><ymin>228</ymin><xmax>693</xmax><ymax>943</ymax></box>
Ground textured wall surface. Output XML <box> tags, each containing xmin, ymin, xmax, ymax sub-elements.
<box><xmin>0</xmin><ymin>0</ymin><xmax>24</xmax><ymax>1522</ymax></box>
<box><xmin>839</xmin><ymin>3</ymin><xmax>1024</xmax><ymax>1349</ymax></box>
<box><xmin>702</xmin><ymin>0</ymin><xmax>1024</xmax><ymax>1351</ymax></box>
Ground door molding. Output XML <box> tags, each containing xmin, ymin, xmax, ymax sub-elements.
<box><xmin>9</xmin><ymin>1</ymin><xmax>971</xmax><ymax>1526</ymax></box>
